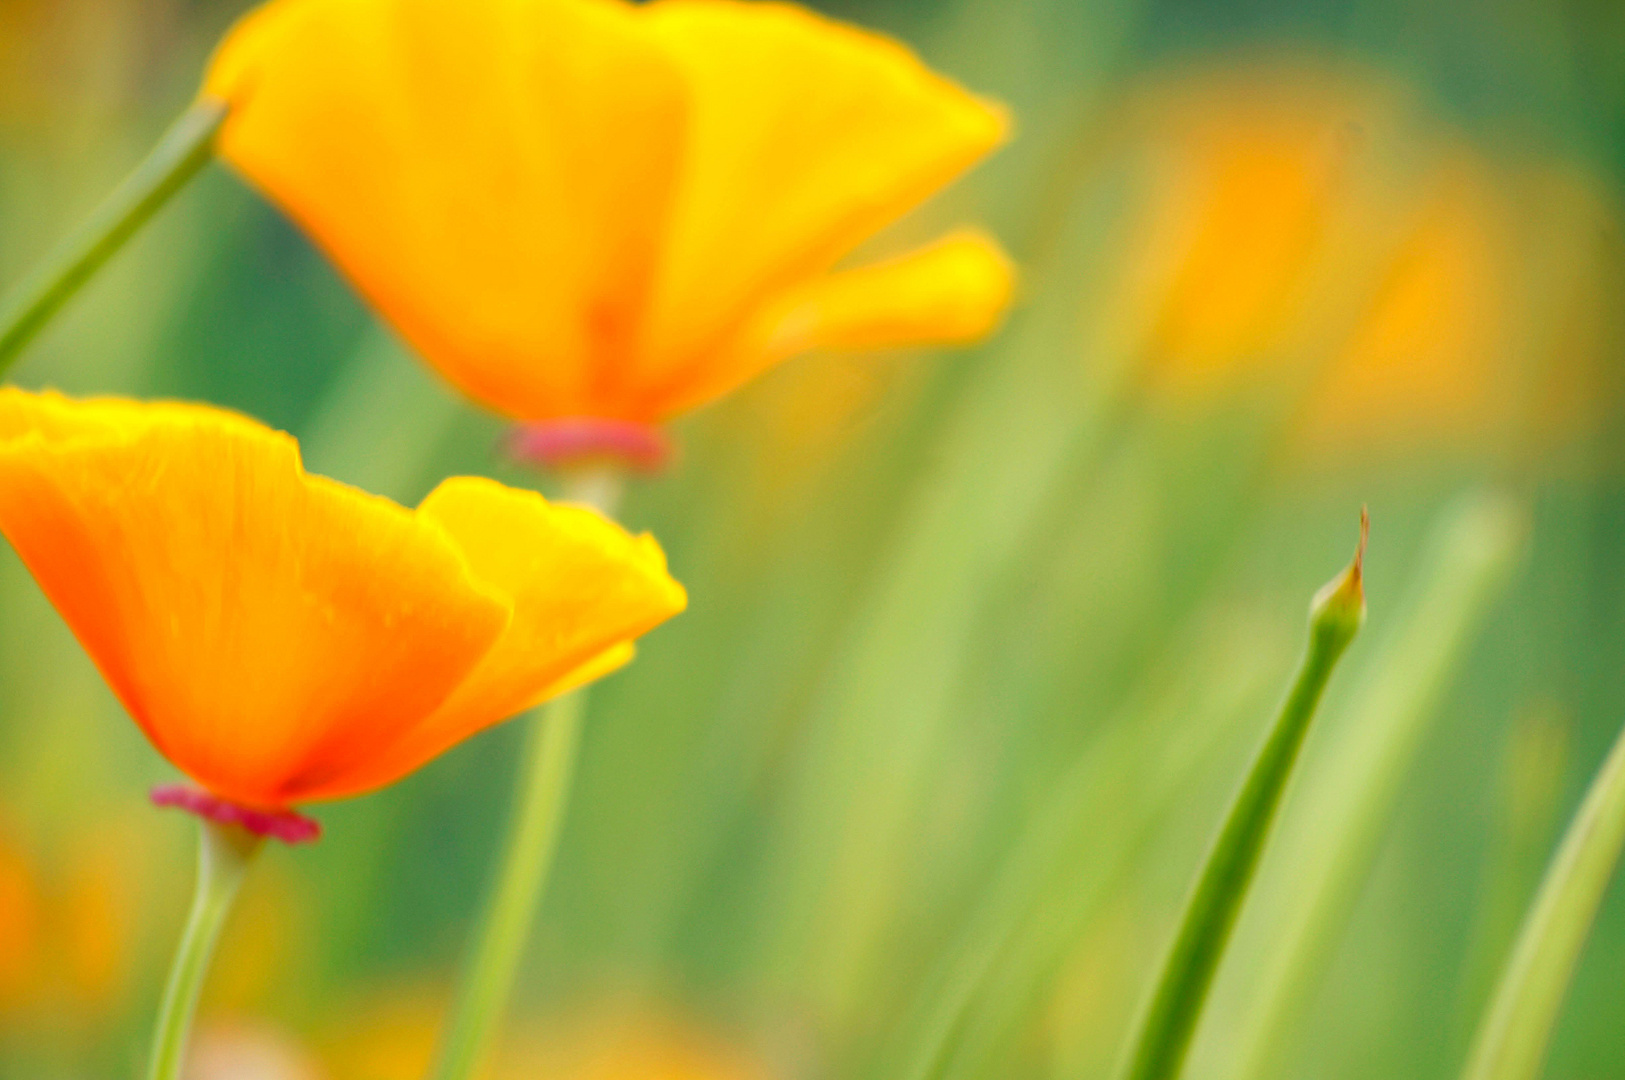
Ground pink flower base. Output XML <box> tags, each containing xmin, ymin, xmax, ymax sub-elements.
<box><xmin>504</xmin><ymin>417</ymin><xmax>672</xmax><ymax>474</ymax></box>
<box><xmin>151</xmin><ymin>784</ymin><xmax>321</xmax><ymax>845</ymax></box>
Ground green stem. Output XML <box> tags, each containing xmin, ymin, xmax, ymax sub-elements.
<box><xmin>146</xmin><ymin>819</ymin><xmax>261</xmax><ymax>1080</ymax></box>
<box><xmin>1224</xmin><ymin>492</ymin><xmax>1522</xmax><ymax>1080</ymax></box>
<box><xmin>1114</xmin><ymin>516</ymin><xmax>1367</xmax><ymax>1080</ymax></box>
<box><xmin>0</xmin><ymin>96</ymin><xmax>226</xmax><ymax>374</ymax></box>
<box><xmin>429</xmin><ymin>468</ymin><xmax>621</xmax><ymax>1080</ymax></box>
<box><xmin>1460</xmin><ymin>715</ymin><xmax>1625</xmax><ymax>1080</ymax></box>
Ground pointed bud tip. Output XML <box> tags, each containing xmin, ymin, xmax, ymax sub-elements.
<box><xmin>1354</xmin><ymin>504</ymin><xmax>1368</xmax><ymax>580</ymax></box>
<box><xmin>1310</xmin><ymin>507</ymin><xmax>1368</xmax><ymax>645</ymax></box>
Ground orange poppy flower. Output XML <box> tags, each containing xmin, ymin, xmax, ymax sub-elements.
<box><xmin>0</xmin><ymin>389</ymin><xmax>686</xmax><ymax>837</ymax></box>
<box><xmin>200</xmin><ymin>0</ymin><xmax>1013</xmax><ymax>441</ymax></box>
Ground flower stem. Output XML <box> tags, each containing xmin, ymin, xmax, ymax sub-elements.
<box><xmin>146</xmin><ymin>818</ymin><xmax>261</xmax><ymax>1080</ymax></box>
<box><xmin>1460</xmin><ymin>714</ymin><xmax>1625</xmax><ymax>1080</ymax></box>
<box><xmin>0</xmin><ymin>96</ymin><xmax>226</xmax><ymax>374</ymax></box>
<box><xmin>429</xmin><ymin>467</ymin><xmax>621</xmax><ymax>1080</ymax></box>
<box><xmin>1114</xmin><ymin>512</ymin><xmax>1367</xmax><ymax>1080</ymax></box>
<box><xmin>1226</xmin><ymin>492</ymin><xmax>1522</xmax><ymax>1080</ymax></box>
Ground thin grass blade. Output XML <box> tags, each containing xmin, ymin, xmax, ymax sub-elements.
<box><xmin>1460</xmin><ymin>710</ymin><xmax>1625</xmax><ymax>1080</ymax></box>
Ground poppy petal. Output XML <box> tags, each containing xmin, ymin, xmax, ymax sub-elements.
<box><xmin>631</xmin><ymin>0</ymin><xmax>1008</xmax><ymax>404</ymax></box>
<box><xmin>521</xmin><ymin>642</ymin><xmax>638</xmax><ymax>713</ymax></box>
<box><xmin>0</xmin><ymin>390</ymin><xmax>510</xmax><ymax>808</ymax></box>
<box><xmin>292</xmin><ymin>476</ymin><xmax>685</xmax><ymax>800</ymax></box>
<box><xmin>669</xmin><ymin>229</ymin><xmax>1014</xmax><ymax>413</ymax></box>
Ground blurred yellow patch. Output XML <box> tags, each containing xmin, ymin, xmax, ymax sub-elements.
<box><xmin>319</xmin><ymin>983</ymin><xmax>444</xmax><ymax>1080</ymax></box>
<box><xmin>1295</xmin><ymin>157</ymin><xmax>1510</xmax><ymax>452</ymax></box>
<box><xmin>1145</xmin><ymin>111</ymin><xmax>1347</xmax><ymax>379</ymax></box>
<box><xmin>0</xmin><ymin>806</ymin><xmax>156</xmax><ymax>1027</ymax></box>
<box><xmin>0</xmin><ymin>823</ymin><xmax>40</xmax><ymax>1010</ymax></box>
<box><xmin>319</xmin><ymin>988</ymin><xmax>770</xmax><ymax>1080</ymax></box>
<box><xmin>501</xmin><ymin>1010</ymin><xmax>768</xmax><ymax>1080</ymax></box>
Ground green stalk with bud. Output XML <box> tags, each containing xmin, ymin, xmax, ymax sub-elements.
<box><xmin>1113</xmin><ymin>510</ymin><xmax>1368</xmax><ymax>1080</ymax></box>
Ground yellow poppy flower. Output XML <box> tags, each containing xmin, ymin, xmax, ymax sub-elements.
<box><xmin>200</xmin><ymin>0</ymin><xmax>1013</xmax><ymax>429</ymax></box>
<box><xmin>0</xmin><ymin>389</ymin><xmax>686</xmax><ymax>827</ymax></box>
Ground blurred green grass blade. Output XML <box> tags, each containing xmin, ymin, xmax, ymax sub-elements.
<box><xmin>1460</xmin><ymin>715</ymin><xmax>1625</xmax><ymax>1080</ymax></box>
<box><xmin>1114</xmin><ymin>519</ymin><xmax>1367</xmax><ymax>1080</ymax></box>
<box><xmin>877</xmin><ymin>606</ymin><xmax>1289</xmax><ymax>1080</ymax></box>
<box><xmin>946</xmin><ymin>622</ymin><xmax>1287</xmax><ymax>1080</ymax></box>
<box><xmin>1449</xmin><ymin>708</ymin><xmax>1572</xmax><ymax>1051</ymax></box>
<box><xmin>1215</xmin><ymin>491</ymin><xmax>1525</xmax><ymax>1080</ymax></box>
<box><xmin>754</xmin><ymin>188</ymin><xmax>1140</xmax><ymax>1026</ymax></box>
<box><xmin>758</xmin><ymin>317</ymin><xmax>1095</xmax><ymax>1020</ymax></box>
<box><xmin>0</xmin><ymin>98</ymin><xmax>225</xmax><ymax>374</ymax></box>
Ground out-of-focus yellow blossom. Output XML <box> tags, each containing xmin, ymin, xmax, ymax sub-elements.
<box><xmin>1098</xmin><ymin>58</ymin><xmax>1620</xmax><ymax>462</ymax></box>
<box><xmin>0</xmin><ymin>822</ymin><xmax>41</xmax><ymax>1011</ymax></box>
<box><xmin>56</xmin><ymin>825</ymin><xmax>138</xmax><ymax>1011</ymax></box>
<box><xmin>1292</xmin><ymin>156</ymin><xmax>1512</xmax><ymax>453</ymax></box>
<box><xmin>1138</xmin><ymin>108</ymin><xmax>1350</xmax><ymax>383</ymax></box>
<box><xmin>0</xmin><ymin>806</ymin><xmax>154</xmax><ymax>1028</ymax></box>
<box><xmin>199</xmin><ymin>0</ymin><xmax>1014</xmax><ymax>425</ymax></box>
<box><xmin>318</xmin><ymin>983</ymin><xmax>442</xmax><ymax>1080</ymax></box>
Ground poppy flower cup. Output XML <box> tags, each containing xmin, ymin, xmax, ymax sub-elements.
<box><xmin>0</xmin><ymin>389</ymin><xmax>687</xmax><ymax>839</ymax></box>
<box><xmin>202</xmin><ymin>0</ymin><xmax>1016</xmax><ymax>468</ymax></box>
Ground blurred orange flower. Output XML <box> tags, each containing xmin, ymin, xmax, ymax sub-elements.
<box><xmin>200</xmin><ymin>0</ymin><xmax>1013</xmax><ymax>425</ymax></box>
<box><xmin>1096</xmin><ymin>58</ymin><xmax>1619</xmax><ymax>462</ymax></box>
<box><xmin>0</xmin><ymin>389</ymin><xmax>686</xmax><ymax>814</ymax></box>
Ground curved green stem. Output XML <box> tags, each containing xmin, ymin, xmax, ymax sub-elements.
<box><xmin>1114</xmin><ymin>515</ymin><xmax>1367</xmax><ymax>1080</ymax></box>
<box><xmin>0</xmin><ymin>97</ymin><xmax>225</xmax><ymax>374</ymax></box>
<box><xmin>1460</xmin><ymin>715</ymin><xmax>1625</xmax><ymax>1080</ymax></box>
<box><xmin>1225</xmin><ymin>492</ymin><xmax>1522</xmax><ymax>1080</ymax></box>
<box><xmin>146</xmin><ymin>819</ymin><xmax>261</xmax><ymax>1080</ymax></box>
<box><xmin>429</xmin><ymin>468</ymin><xmax>621</xmax><ymax>1080</ymax></box>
